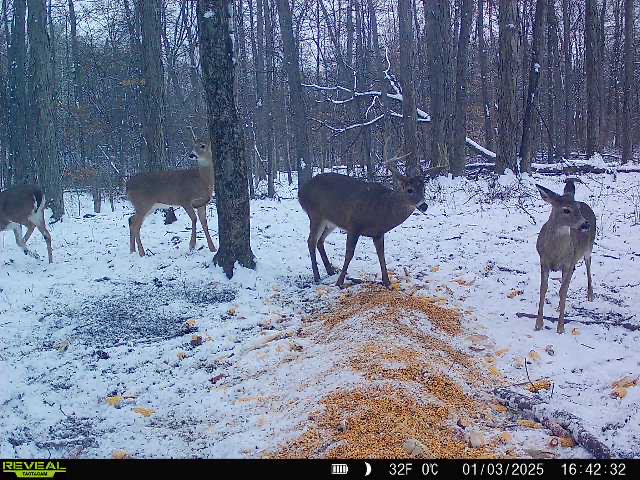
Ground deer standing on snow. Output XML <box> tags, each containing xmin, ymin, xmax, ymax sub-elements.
<box><xmin>0</xmin><ymin>185</ymin><xmax>53</xmax><ymax>263</ymax></box>
<box><xmin>535</xmin><ymin>180</ymin><xmax>596</xmax><ymax>333</ymax></box>
<box><xmin>298</xmin><ymin>148</ymin><xmax>428</xmax><ymax>288</ymax></box>
<box><xmin>126</xmin><ymin>137</ymin><xmax>216</xmax><ymax>256</ymax></box>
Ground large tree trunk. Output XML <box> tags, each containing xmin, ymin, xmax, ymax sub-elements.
<box><xmin>7</xmin><ymin>0</ymin><xmax>29</xmax><ymax>185</ymax></box>
<box><xmin>450</xmin><ymin>0</ymin><xmax>474</xmax><ymax>177</ymax></box>
<box><xmin>497</xmin><ymin>0</ymin><xmax>519</xmax><ymax>174</ymax></box>
<box><xmin>28</xmin><ymin>0</ymin><xmax>63</xmax><ymax>218</ymax></box>
<box><xmin>477</xmin><ymin>0</ymin><xmax>495</xmax><ymax>152</ymax></box>
<box><xmin>585</xmin><ymin>0</ymin><xmax>601</xmax><ymax>157</ymax></box>
<box><xmin>424</xmin><ymin>0</ymin><xmax>453</xmax><ymax>171</ymax></box>
<box><xmin>139</xmin><ymin>0</ymin><xmax>167</xmax><ymax>171</ymax></box>
<box><xmin>264</xmin><ymin>0</ymin><xmax>276</xmax><ymax>197</ymax></box>
<box><xmin>621</xmin><ymin>0</ymin><xmax>634</xmax><ymax>163</ymax></box>
<box><xmin>197</xmin><ymin>0</ymin><xmax>255</xmax><ymax>278</ymax></box>
<box><xmin>275</xmin><ymin>0</ymin><xmax>313</xmax><ymax>186</ymax></box>
<box><xmin>519</xmin><ymin>0</ymin><xmax>545</xmax><ymax>173</ymax></box>
<box><xmin>398</xmin><ymin>0</ymin><xmax>419</xmax><ymax>175</ymax></box>
<box><xmin>561</xmin><ymin>0</ymin><xmax>572</xmax><ymax>157</ymax></box>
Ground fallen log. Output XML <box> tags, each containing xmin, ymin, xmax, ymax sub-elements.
<box><xmin>494</xmin><ymin>388</ymin><xmax>636</xmax><ymax>459</ymax></box>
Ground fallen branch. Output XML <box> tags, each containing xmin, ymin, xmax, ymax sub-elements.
<box><xmin>516</xmin><ymin>312</ymin><xmax>640</xmax><ymax>332</ymax></box>
<box><xmin>494</xmin><ymin>388</ymin><xmax>636</xmax><ymax>459</ymax></box>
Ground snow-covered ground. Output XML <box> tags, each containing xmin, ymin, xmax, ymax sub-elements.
<box><xmin>1</xmin><ymin>171</ymin><xmax>638</xmax><ymax>458</ymax></box>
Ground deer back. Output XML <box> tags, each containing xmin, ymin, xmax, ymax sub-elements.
<box><xmin>0</xmin><ymin>185</ymin><xmax>44</xmax><ymax>229</ymax></box>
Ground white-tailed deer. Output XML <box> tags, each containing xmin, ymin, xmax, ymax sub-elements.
<box><xmin>0</xmin><ymin>184</ymin><xmax>53</xmax><ymax>263</ymax></box>
<box><xmin>127</xmin><ymin>138</ymin><xmax>216</xmax><ymax>256</ymax></box>
<box><xmin>535</xmin><ymin>180</ymin><xmax>596</xmax><ymax>333</ymax></box>
<box><xmin>298</xmin><ymin>152</ymin><xmax>428</xmax><ymax>288</ymax></box>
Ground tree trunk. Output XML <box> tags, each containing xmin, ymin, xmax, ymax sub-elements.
<box><xmin>519</xmin><ymin>0</ymin><xmax>545</xmax><ymax>173</ymax></box>
<box><xmin>398</xmin><ymin>0</ymin><xmax>419</xmax><ymax>175</ymax></box>
<box><xmin>197</xmin><ymin>0</ymin><xmax>256</xmax><ymax>278</ymax></box>
<box><xmin>275</xmin><ymin>0</ymin><xmax>313</xmax><ymax>186</ymax></box>
<box><xmin>139</xmin><ymin>0</ymin><xmax>167</xmax><ymax>171</ymax></box>
<box><xmin>424</xmin><ymin>0</ymin><xmax>453</xmax><ymax>171</ymax></box>
<box><xmin>561</xmin><ymin>0</ymin><xmax>572</xmax><ymax>157</ymax></box>
<box><xmin>264</xmin><ymin>0</ymin><xmax>276</xmax><ymax>197</ymax></box>
<box><xmin>585</xmin><ymin>0</ymin><xmax>601</xmax><ymax>157</ymax></box>
<box><xmin>497</xmin><ymin>0</ymin><xmax>519</xmax><ymax>174</ymax></box>
<box><xmin>451</xmin><ymin>0</ymin><xmax>474</xmax><ymax>177</ymax></box>
<box><xmin>622</xmin><ymin>0</ymin><xmax>634</xmax><ymax>163</ymax></box>
<box><xmin>28</xmin><ymin>0</ymin><xmax>64</xmax><ymax>218</ymax></box>
<box><xmin>477</xmin><ymin>0</ymin><xmax>495</xmax><ymax>152</ymax></box>
<box><xmin>7</xmin><ymin>0</ymin><xmax>29</xmax><ymax>185</ymax></box>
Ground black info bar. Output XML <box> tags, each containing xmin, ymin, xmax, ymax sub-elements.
<box><xmin>1</xmin><ymin>459</ymin><xmax>639</xmax><ymax>479</ymax></box>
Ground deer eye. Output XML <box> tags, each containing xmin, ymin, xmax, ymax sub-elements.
<box><xmin>407</xmin><ymin>188</ymin><xmax>414</xmax><ymax>194</ymax></box>
<box><xmin>200</xmin><ymin>144</ymin><xmax>206</xmax><ymax>148</ymax></box>
<box><xmin>563</xmin><ymin>208</ymin><xmax>571</xmax><ymax>214</ymax></box>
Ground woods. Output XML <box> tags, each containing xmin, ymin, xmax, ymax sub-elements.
<box><xmin>0</xmin><ymin>0</ymin><xmax>639</xmax><ymax>260</ymax></box>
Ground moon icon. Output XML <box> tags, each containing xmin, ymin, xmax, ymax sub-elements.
<box><xmin>364</xmin><ymin>462</ymin><xmax>372</xmax><ymax>477</ymax></box>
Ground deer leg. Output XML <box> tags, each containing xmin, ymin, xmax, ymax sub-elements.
<box><xmin>307</xmin><ymin>219</ymin><xmax>323</xmax><ymax>283</ymax></box>
<box><xmin>129</xmin><ymin>215</ymin><xmax>138</xmax><ymax>254</ymax></box>
<box><xmin>36</xmin><ymin>223</ymin><xmax>53</xmax><ymax>264</ymax></box>
<box><xmin>9</xmin><ymin>223</ymin><xmax>38</xmax><ymax>259</ymax></box>
<box><xmin>23</xmin><ymin>222</ymin><xmax>36</xmax><ymax>243</ymax></box>
<box><xmin>372</xmin><ymin>235</ymin><xmax>390</xmax><ymax>288</ymax></box>
<box><xmin>336</xmin><ymin>233</ymin><xmax>360</xmax><ymax>288</ymax></box>
<box><xmin>585</xmin><ymin>253</ymin><xmax>594</xmax><ymax>301</ymax></box>
<box><xmin>317</xmin><ymin>225</ymin><xmax>336</xmax><ymax>276</ymax></box>
<box><xmin>557</xmin><ymin>267</ymin><xmax>575</xmax><ymax>334</ymax></box>
<box><xmin>196</xmin><ymin>206</ymin><xmax>216</xmax><ymax>252</ymax></box>
<box><xmin>182</xmin><ymin>206</ymin><xmax>198</xmax><ymax>250</ymax></box>
<box><xmin>535</xmin><ymin>264</ymin><xmax>550</xmax><ymax>331</ymax></box>
<box><xmin>129</xmin><ymin>213</ymin><xmax>146</xmax><ymax>256</ymax></box>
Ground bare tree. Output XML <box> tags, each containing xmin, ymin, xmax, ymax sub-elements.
<box><xmin>477</xmin><ymin>0</ymin><xmax>495</xmax><ymax>152</ymax></box>
<box><xmin>585</xmin><ymin>0</ymin><xmax>601</xmax><ymax>157</ymax></box>
<box><xmin>276</xmin><ymin>0</ymin><xmax>313</xmax><ymax>186</ymax></box>
<box><xmin>622</xmin><ymin>0</ymin><xmax>634</xmax><ymax>163</ymax></box>
<box><xmin>197</xmin><ymin>0</ymin><xmax>255</xmax><ymax>278</ymax></box>
<box><xmin>398</xmin><ymin>0</ymin><xmax>418</xmax><ymax>175</ymax></box>
<box><xmin>497</xmin><ymin>0</ymin><xmax>519</xmax><ymax>174</ymax></box>
<box><xmin>28</xmin><ymin>0</ymin><xmax>63</xmax><ymax>217</ymax></box>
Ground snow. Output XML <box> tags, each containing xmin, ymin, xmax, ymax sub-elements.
<box><xmin>466</xmin><ymin>137</ymin><xmax>497</xmax><ymax>158</ymax></box>
<box><xmin>1</xmin><ymin>172</ymin><xmax>639</xmax><ymax>458</ymax></box>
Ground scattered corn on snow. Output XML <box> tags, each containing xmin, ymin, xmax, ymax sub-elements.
<box><xmin>1</xmin><ymin>172</ymin><xmax>639</xmax><ymax>458</ymax></box>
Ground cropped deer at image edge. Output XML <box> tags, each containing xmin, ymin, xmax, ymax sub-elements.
<box><xmin>535</xmin><ymin>179</ymin><xmax>596</xmax><ymax>334</ymax></box>
<box><xmin>0</xmin><ymin>185</ymin><xmax>53</xmax><ymax>263</ymax></box>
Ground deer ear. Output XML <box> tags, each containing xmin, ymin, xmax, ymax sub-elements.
<box><xmin>563</xmin><ymin>179</ymin><xmax>576</xmax><ymax>198</ymax></box>
<box><xmin>536</xmin><ymin>184</ymin><xmax>560</xmax><ymax>204</ymax></box>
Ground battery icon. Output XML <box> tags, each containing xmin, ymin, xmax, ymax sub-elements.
<box><xmin>331</xmin><ymin>464</ymin><xmax>349</xmax><ymax>475</ymax></box>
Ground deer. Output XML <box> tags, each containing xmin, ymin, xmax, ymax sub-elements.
<box><xmin>535</xmin><ymin>179</ymin><xmax>596</xmax><ymax>334</ymax></box>
<box><xmin>298</xmin><ymin>147</ymin><xmax>428</xmax><ymax>288</ymax></box>
<box><xmin>127</xmin><ymin>136</ymin><xmax>216</xmax><ymax>256</ymax></box>
<box><xmin>0</xmin><ymin>184</ymin><xmax>53</xmax><ymax>263</ymax></box>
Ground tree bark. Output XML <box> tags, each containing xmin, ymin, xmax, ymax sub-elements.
<box><xmin>424</xmin><ymin>0</ymin><xmax>453</xmax><ymax>171</ymax></box>
<box><xmin>622</xmin><ymin>0</ymin><xmax>634</xmax><ymax>163</ymax></box>
<box><xmin>497</xmin><ymin>0</ymin><xmax>519</xmax><ymax>174</ymax></box>
<box><xmin>264</xmin><ymin>0</ymin><xmax>276</xmax><ymax>197</ymax></box>
<box><xmin>275</xmin><ymin>0</ymin><xmax>313</xmax><ymax>186</ymax></box>
<box><xmin>451</xmin><ymin>0</ymin><xmax>474</xmax><ymax>177</ymax></box>
<box><xmin>561</xmin><ymin>0</ymin><xmax>572</xmax><ymax>157</ymax></box>
<box><xmin>585</xmin><ymin>0</ymin><xmax>601</xmax><ymax>157</ymax></box>
<box><xmin>139</xmin><ymin>0</ymin><xmax>168</xmax><ymax>171</ymax></box>
<box><xmin>197</xmin><ymin>0</ymin><xmax>256</xmax><ymax>278</ymax></box>
<box><xmin>477</xmin><ymin>0</ymin><xmax>495</xmax><ymax>152</ymax></box>
<box><xmin>7</xmin><ymin>0</ymin><xmax>29</xmax><ymax>185</ymax></box>
<box><xmin>398</xmin><ymin>0</ymin><xmax>419</xmax><ymax>175</ymax></box>
<box><xmin>519</xmin><ymin>0</ymin><xmax>545</xmax><ymax>173</ymax></box>
<box><xmin>28</xmin><ymin>0</ymin><xmax>64</xmax><ymax>218</ymax></box>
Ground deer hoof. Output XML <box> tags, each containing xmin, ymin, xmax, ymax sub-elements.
<box><xmin>556</xmin><ymin>325</ymin><xmax>565</xmax><ymax>334</ymax></box>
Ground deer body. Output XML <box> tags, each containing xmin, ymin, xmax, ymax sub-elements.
<box><xmin>535</xmin><ymin>181</ymin><xmax>596</xmax><ymax>333</ymax></box>
<box><xmin>127</xmin><ymin>141</ymin><xmax>216</xmax><ymax>256</ymax></box>
<box><xmin>299</xmin><ymin>170</ymin><xmax>427</xmax><ymax>288</ymax></box>
<box><xmin>0</xmin><ymin>184</ymin><xmax>53</xmax><ymax>263</ymax></box>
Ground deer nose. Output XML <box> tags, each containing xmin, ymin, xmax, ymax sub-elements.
<box><xmin>580</xmin><ymin>222</ymin><xmax>591</xmax><ymax>232</ymax></box>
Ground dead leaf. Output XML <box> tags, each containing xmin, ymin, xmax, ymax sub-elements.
<box><xmin>612</xmin><ymin>376</ymin><xmax>638</xmax><ymax>389</ymax></box>
<box><xmin>190</xmin><ymin>335</ymin><xmax>203</xmax><ymax>347</ymax></box>
<box><xmin>105</xmin><ymin>396</ymin><xmax>123</xmax><ymax>408</ymax></box>
<box><xmin>431</xmin><ymin>266</ymin><xmax>440</xmax><ymax>273</ymax></box>
<box><xmin>132</xmin><ymin>407</ymin><xmax>155</xmax><ymax>417</ymax></box>
<box><xmin>177</xmin><ymin>351</ymin><xmax>188</xmax><ymax>360</ymax></box>
<box><xmin>528</xmin><ymin>350</ymin><xmax>541</xmax><ymax>362</ymax></box>
<box><xmin>610</xmin><ymin>386</ymin><xmax>628</xmax><ymax>399</ymax></box>
<box><xmin>112</xmin><ymin>450</ymin><xmax>131</xmax><ymax>459</ymax></box>
<box><xmin>185</xmin><ymin>319</ymin><xmax>198</xmax><ymax>329</ymax></box>
<box><xmin>527</xmin><ymin>379</ymin><xmax>552</xmax><ymax>393</ymax></box>
<box><xmin>493</xmin><ymin>404</ymin><xmax>508</xmax><ymax>414</ymax></box>
<box><xmin>517</xmin><ymin>419</ymin><xmax>543</xmax><ymax>429</ymax></box>
<box><xmin>498</xmin><ymin>432</ymin><xmax>512</xmax><ymax>444</ymax></box>
<box><xmin>227</xmin><ymin>308</ymin><xmax>237</xmax><ymax>316</ymax></box>
<box><xmin>403</xmin><ymin>438</ymin><xmax>428</xmax><ymax>457</ymax></box>
<box><xmin>571</xmin><ymin>327</ymin><xmax>580</xmax><ymax>336</ymax></box>
<box><xmin>488</xmin><ymin>366</ymin><xmax>502</xmax><ymax>377</ymax></box>
<box><xmin>559</xmin><ymin>436</ymin><xmax>576</xmax><ymax>448</ymax></box>
<box><xmin>495</xmin><ymin>348</ymin><xmax>510</xmax><ymax>357</ymax></box>
<box><xmin>507</xmin><ymin>289</ymin><xmax>524</xmax><ymax>299</ymax></box>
